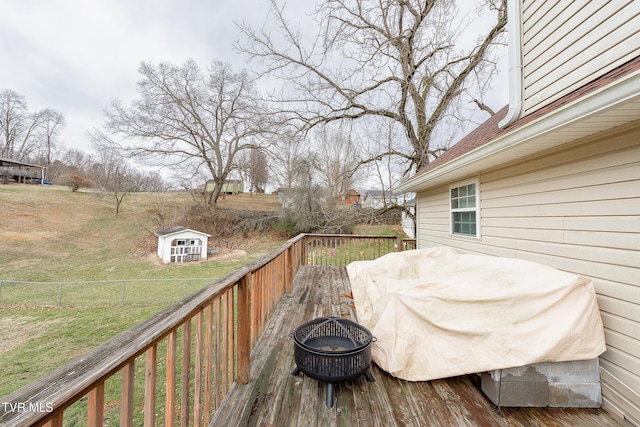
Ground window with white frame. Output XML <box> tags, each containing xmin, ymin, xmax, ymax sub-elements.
<box><xmin>450</xmin><ymin>180</ymin><xmax>480</xmax><ymax>237</ymax></box>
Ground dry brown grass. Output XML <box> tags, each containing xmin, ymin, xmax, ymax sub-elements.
<box><xmin>0</xmin><ymin>316</ymin><xmax>66</xmax><ymax>355</ymax></box>
<box><xmin>0</xmin><ymin>184</ymin><xmax>282</xmax><ymax>281</ymax></box>
<box><xmin>216</xmin><ymin>191</ymin><xmax>282</xmax><ymax>211</ymax></box>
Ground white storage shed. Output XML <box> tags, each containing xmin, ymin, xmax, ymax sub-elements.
<box><xmin>156</xmin><ymin>226</ymin><xmax>211</xmax><ymax>264</ymax></box>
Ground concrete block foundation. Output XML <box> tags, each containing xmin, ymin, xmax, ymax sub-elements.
<box><xmin>481</xmin><ymin>359</ymin><xmax>601</xmax><ymax>408</ymax></box>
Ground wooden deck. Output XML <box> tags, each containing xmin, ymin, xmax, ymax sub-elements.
<box><xmin>211</xmin><ymin>266</ymin><xmax>627</xmax><ymax>427</ymax></box>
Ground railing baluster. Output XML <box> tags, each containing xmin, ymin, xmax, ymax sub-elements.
<box><xmin>237</xmin><ymin>274</ymin><xmax>251</xmax><ymax>384</ymax></box>
<box><xmin>205</xmin><ymin>303</ymin><xmax>214</xmax><ymax>417</ymax></box>
<box><xmin>166</xmin><ymin>330</ymin><xmax>177</xmax><ymax>427</ymax></box>
<box><xmin>194</xmin><ymin>311</ymin><xmax>203</xmax><ymax>427</ymax></box>
<box><xmin>144</xmin><ymin>345</ymin><xmax>157</xmax><ymax>427</ymax></box>
<box><xmin>87</xmin><ymin>382</ymin><xmax>104</xmax><ymax>427</ymax></box>
<box><xmin>181</xmin><ymin>319</ymin><xmax>191</xmax><ymax>427</ymax></box>
<box><xmin>120</xmin><ymin>361</ymin><xmax>135</xmax><ymax>427</ymax></box>
<box><xmin>44</xmin><ymin>412</ymin><xmax>63</xmax><ymax>427</ymax></box>
<box><xmin>226</xmin><ymin>288</ymin><xmax>235</xmax><ymax>387</ymax></box>
<box><xmin>279</xmin><ymin>255</ymin><xmax>282</xmax><ymax>298</ymax></box>
<box><xmin>220</xmin><ymin>292</ymin><xmax>228</xmax><ymax>398</ymax></box>
<box><xmin>251</xmin><ymin>271</ymin><xmax>258</xmax><ymax>346</ymax></box>
<box><xmin>256</xmin><ymin>268</ymin><xmax>263</xmax><ymax>330</ymax></box>
<box><xmin>214</xmin><ymin>297</ymin><xmax>222</xmax><ymax>407</ymax></box>
<box><xmin>269</xmin><ymin>262</ymin><xmax>275</xmax><ymax>312</ymax></box>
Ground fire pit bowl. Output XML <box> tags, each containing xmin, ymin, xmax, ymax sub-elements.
<box><xmin>291</xmin><ymin>316</ymin><xmax>375</xmax><ymax>407</ymax></box>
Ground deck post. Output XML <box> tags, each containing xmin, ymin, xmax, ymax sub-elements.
<box><xmin>236</xmin><ymin>273</ymin><xmax>251</xmax><ymax>384</ymax></box>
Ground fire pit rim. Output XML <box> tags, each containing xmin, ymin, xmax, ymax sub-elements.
<box><xmin>292</xmin><ymin>316</ymin><xmax>374</xmax><ymax>354</ymax></box>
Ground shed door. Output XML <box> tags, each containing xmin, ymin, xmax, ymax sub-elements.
<box><xmin>170</xmin><ymin>238</ymin><xmax>202</xmax><ymax>263</ymax></box>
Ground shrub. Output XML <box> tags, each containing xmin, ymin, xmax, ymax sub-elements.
<box><xmin>60</xmin><ymin>174</ymin><xmax>93</xmax><ymax>192</ymax></box>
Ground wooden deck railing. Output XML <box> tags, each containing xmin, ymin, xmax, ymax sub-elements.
<box><xmin>0</xmin><ymin>234</ymin><xmax>414</xmax><ymax>427</ymax></box>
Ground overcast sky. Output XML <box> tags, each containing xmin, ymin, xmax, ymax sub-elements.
<box><xmin>0</xmin><ymin>0</ymin><xmax>507</xmax><ymax>155</ymax></box>
<box><xmin>0</xmin><ymin>0</ymin><xmax>281</xmax><ymax>152</ymax></box>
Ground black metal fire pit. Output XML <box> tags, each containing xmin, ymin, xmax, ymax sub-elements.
<box><xmin>291</xmin><ymin>316</ymin><xmax>375</xmax><ymax>407</ymax></box>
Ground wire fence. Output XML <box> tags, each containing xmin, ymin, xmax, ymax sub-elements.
<box><xmin>0</xmin><ymin>278</ymin><xmax>218</xmax><ymax>307</ymax></box>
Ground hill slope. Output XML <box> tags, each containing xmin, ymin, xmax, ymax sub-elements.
<box><xmin>0</xmin><ymin>184</ymin><xmax>281</xmax><ymax>281</ymax></box>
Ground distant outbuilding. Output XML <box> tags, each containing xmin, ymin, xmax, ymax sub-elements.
<box><xmin>205</xmin><ymin>179</ymin><xmax>244</xmax><ymax>194</ymax></box>
<box><xmin>0</xmin><ymin>157</ymin><xmax>46</xmax><ymax>184</ymax></box>
<box><xmin>156</xmin><ymin>226</ymin><xmax>211</xmax><ymax>264</ymax></box>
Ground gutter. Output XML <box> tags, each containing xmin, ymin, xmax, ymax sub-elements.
<box><xmin>498</xmin><ymin>0</ymin><xmax>524</xmax><ymax>129</ymax></box>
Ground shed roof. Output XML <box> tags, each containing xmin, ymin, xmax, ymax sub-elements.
<box><xmin>363</xmin><ymin>190</ymin><xmax>396</xmax><ymax>198</ymax></box>
<box><xmin>0</xmin><ymin>157</ymin><xmax>45</xmax><ymax>169</ymax></box>
<box><xmin>156</xmin><ymin>226</ymin><xmax>211</xmax><ymax>237</ymax></box>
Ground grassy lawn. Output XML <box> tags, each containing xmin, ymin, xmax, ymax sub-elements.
<box><xmin>0</xmin><ymin>304</ymin><xmax>164</xmax><ymax>397</ymax></box>
<box><xmin>0</xmin><ymin>184</ymin><xmax>280</xmax><ymax>398</ymax></box>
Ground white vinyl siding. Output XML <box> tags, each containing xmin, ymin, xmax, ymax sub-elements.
<box><xmin>415</xmin><ymin>123</ymin><xmax>640</xmax><ymax>425</ymax></box>
<box><xmin>521</xmin><ymin>0</ymin><xmax>640</xmax><ymax>114</ymax></box>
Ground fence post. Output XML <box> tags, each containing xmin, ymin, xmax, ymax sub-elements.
<box><xmin>58</xmin><ymin>283</ymin><xmax>63</xmax><ymax>307</ymax></box>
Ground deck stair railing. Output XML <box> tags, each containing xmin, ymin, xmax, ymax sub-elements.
<box><xmin>0</xmin><ymin>234</ymin><xmax>414</xmax><ymax>427</ymax></box>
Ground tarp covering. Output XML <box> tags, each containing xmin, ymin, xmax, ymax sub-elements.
<box><xmin>346</xmin><ymin>247</ymin><xmax>606</xmax><ymax>381</ymax></box>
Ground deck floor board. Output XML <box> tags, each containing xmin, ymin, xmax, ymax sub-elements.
<box><xmin>210</xmin><ymin>266</ymin><xmax>626</xmax><ymax>427</ymax></box>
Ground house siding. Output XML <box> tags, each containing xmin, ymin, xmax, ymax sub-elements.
<box><xmin>522</xmin><ymin>0</ymin><xmax>640</xmax><ymax>115</ymax></box>
<box><xmin>416</xmin><ymin>123</ymin><xmax>640</xmax><ymax>425</ymax></box>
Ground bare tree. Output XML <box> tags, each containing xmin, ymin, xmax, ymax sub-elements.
<box><xmin>88</xmin><ymin>143</ymin><xmax>167</xmax><ymax>213</ymax></box>
<box><xmin>97</xmin><ymin>59</ymin><xmax>272</xmax><ymax>207</ymax></box>
<box><xmin>133</xmin><ymin>170</ymin><xmax>167</xmax><ymax>192</ymax></box>
<box><xmin>238</xmin><ymin>147</ymin><xmax>269</xmax><ymax>194</ymax></box>
<box><xmin>237</xmin><ymin>0</ymin><xmax>507</xmax><ymax>174</ymax></box>
<box><xmin>313</xmin><ymin>126</ymin><xmax>362</xmax><ymax>203</ymax></box>
<box><xmin>38</xmin><ymin>108</ymin><xmax>65</xmax><ymax>181</ymax></box>
<box><xmin>268</xmin><ymin>130</ymin><xmax>307</xmax><ymax>189</ymax></box>
<box><xmin>61</xmin><ymin>148</ymin><xmax>91</xmax><ymax>176</ymax></box>
<box><xmin>364</xmin><ymin>120</ymin><xmax>407</xmax><ymax>203</ymax></box>
<box><xmin>0</xmin><ymin>89</ymin><xmax>44</xmax><ymax>161</ymax></box>
<box><xmin>295</xmin><ymin>156</ymin><xmax>323</xmax><ymax>213</ymax></box>
<box><xmin>90</xmin><ymin>144</ymin><xmax>132</xmax><ymax>215</ymax></box>
<box><xmin>47</xmin><ymin>159</ymin><xmax>68</xmax><ymax>183</ymax></box>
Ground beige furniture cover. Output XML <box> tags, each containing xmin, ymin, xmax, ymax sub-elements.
<box><xmin>346</xmin><ymin>247</ymin><xmax>606</xmax><ymax>381</ymax></box>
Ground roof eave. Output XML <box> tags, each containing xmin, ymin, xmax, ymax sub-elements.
<box><xmin>156</xmin><ymin>228</ymin><xmax>211</xmax><ymax>238</ymax></box>
<box><xmin>395</xmin><ymin>69</ymin><xmax>640</xmax><ymax>193</ymax></box>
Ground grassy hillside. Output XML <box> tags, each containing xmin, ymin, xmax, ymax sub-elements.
<box><xmin>0</xmin><ymin>184</ymin><xmax>281</xmax><ymax>281</ymax></box>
